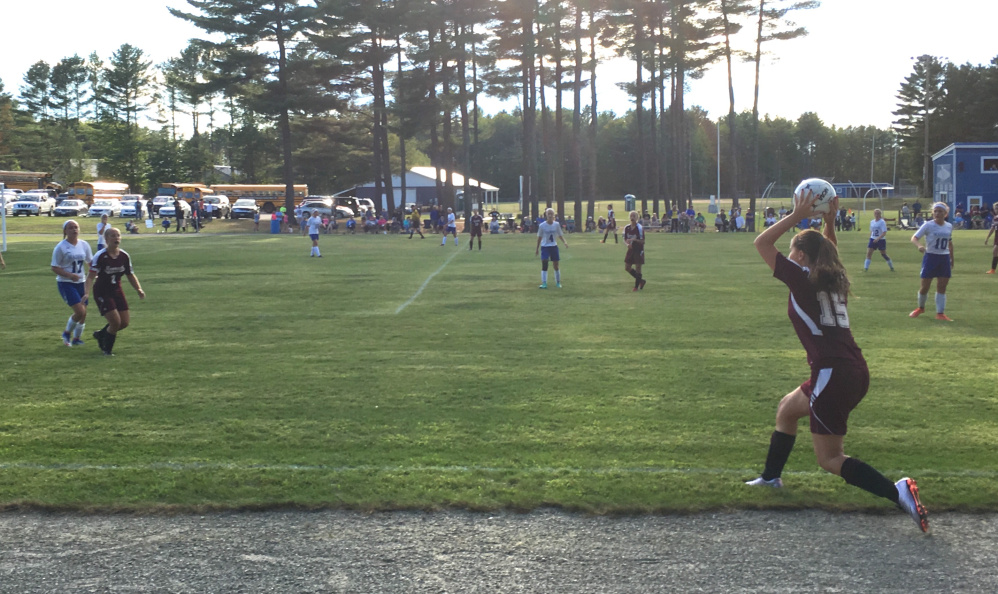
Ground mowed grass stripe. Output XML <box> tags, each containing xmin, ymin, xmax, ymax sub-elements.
<box><xmin>0</xmin><ymin>228</ymin><xmax>996</xmax><ymax>511</ymax></box>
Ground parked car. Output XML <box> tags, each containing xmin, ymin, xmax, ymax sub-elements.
<box><xmin>334</xmin><ymin>196</ymin><xmax>364</xmax><ymax>217</ymax></box>
<box><xmin>88</xmin><ymin>198</ymin><xmax>123</xmax><ymax>218</ymax></box>
<box><xmin>202</xmin><ymin>195</ymin><xmax>231</xmax><ymax>219</ymax></box>
<box><xmin>151</xmin><ymin>196</ymin><xmax>171</xmax><ymax>215</ymax></box>
<box><xmin>300</xmin><ymin>197</ymin><xmax>354</xmax><ymax>219</ymax></box>
<box><xmin>54</xmin><ymin>199</ymin><xmax>90</xmax><ymax>217</ymax></box>
<box><xmin>158</xmin><ymin>199</ymin><xmax>192</xmax><ymax>218</ymax></box>
<box><xmin>11</xmin><ymin>193</ymin><xmax>57</xmax><ymax>216</ymax></box>
<box><xmin>230</xmin><ymin>198</ymin><xmax>260</xmax><ymax>220</ymax></box>
<box><xmin>1</xmin><ymin>191</ymin><xmax>20</xmax><ymax>215</ymax></box>
<box><xmin>119</xmin><ymin>195</ymin><xmax>147</xmax><ymax>218</ymax></box>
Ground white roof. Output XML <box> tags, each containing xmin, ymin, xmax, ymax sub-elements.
<box><xmin>356</xmin><ymin>168</ymin><xmax>498</xmax><ymax>192</ymax></box>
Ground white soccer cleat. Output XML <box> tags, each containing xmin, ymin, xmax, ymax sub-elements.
<box><xmin>895</xmin><ymin>477</ymin><xmax>929</xmax><ymax>532</ymax></box>
<box><xmin>745</xmin><ymin>477</ymin><xmax>783</xmax><ymax>488</ymax></box>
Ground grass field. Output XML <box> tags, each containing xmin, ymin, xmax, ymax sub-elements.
<box><xmin>1</xmin><ymin>216</ymin><xmax>996</xmax><ymax>513</ymax></box>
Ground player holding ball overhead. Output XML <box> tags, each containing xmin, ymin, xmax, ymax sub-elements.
<box><xmin>623</xmin><ymin>210</ymin><xmax>646</xmax><ymax>291</ymax></box>
<box><xmin>747</xmin><ymin>185</ymin><xmax>929</xmax><ymax>533</ymax></box>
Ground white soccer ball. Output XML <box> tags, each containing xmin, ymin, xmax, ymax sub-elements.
<box><xmin>794</xmin><ymin>178</ymin><xmax>836</xmax><ymax>214</ymax></box>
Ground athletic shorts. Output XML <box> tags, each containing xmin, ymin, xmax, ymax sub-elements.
<box><xmin>920</xmin><ymin>253</ymin><xmax>951</xmax><ymax>279</ymax></box>
<box><xmin>446</xmin><ymin>225</ymin><xmax>456</xmax><ymax>235</ymax></box>
<box><xmin>470</xmin><ymin>228</ymin><xmax>482</xmax><ymax>237</ymax></box>
<box><xmin>540</xmin><ymin>246</ymin><xmax>560</xmax><ymax>262</ymax></box>
<box><xmin>800</xmin><ymin>360</ymin><xmax>869</xmax><ymax>436</ymax></box>
<box><xmin>94</xmin><ymin>286</ymin><xmax>128</xmax><ymax>316</ymax></box>
<box><xmin>867</xmin><ymin>238</ymin><xmax>886</xmax><ymax>251</ymax></box>
<box><xmin>624</xmin><ymin>245</ymin><xmax>644</xmax><ymax>266</ymax></box>
<box><xmin>310</xmin><ymin>233</ymin><xmax>319</xmax><ymax>241</ymax></box>
<box><xmin>58</xmin><ymin>282</ymin><xmax>87</xmax><ymax>307</ymax></box>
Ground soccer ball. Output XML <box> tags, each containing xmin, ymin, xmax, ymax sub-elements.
<box><xmin>793</xmin><ymin>178</ymin><xmax>836</xmax><ymax>215</ymax></box>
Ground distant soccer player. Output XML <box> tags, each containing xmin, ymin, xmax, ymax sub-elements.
<box><xmin>535</xmin><ymin>208</ymin><xmax>568</xmax><ymax>289</ymax></box>
<box><xmin>623</xmin><ymin>210</ymin><xmax>646</xmax><ymax>291</ymax></box>
<box><xmin>748</xmin><ymin>188</ymin><xmax>929</xmax><ymax>533</ymax></box>
<box><xmin>601</xmin><ymin>205</ymin><xmax>618</xmax><ymax>244</ymax></box>
<box><xmin>51</xmin><ymin>220</ymin><xmax>93</xmax><ymax>347</ymax></box>
<box><xmin>984</xmin><ymin>203</ymin><xmax>998</xmax><ymax>273</ymax></box>
<box><xmin>468</xmin><ymin>209</ymin><xmax>484</xmax><ymax>250</ymax></box>
<box><xmin>306</xmin><ymin>210</ymin><xmax>324</xmax><ymax>257</ymax></box>
<box><xmin>96</xmin><ymin>214</ymin><xmax>110</xmax><ymax>251</ymax></box>
<box><xmin>85</xmin><ymin>227</ymin><xmax>146</xmax><ymax>356</ymax></box>
<box><xmin>409</xmin><ymin>207</ymin><xmax>424</xmax><ymax>239</ymax></box>
<box><xmin>441</xmin><ymin>207</ymin><xmax>458</xmax><ymax>246</ymax></box>
<box><xmin>863</xmin><ymin>208</ymin><xmax>895</xmax><ymax>271</ymax></box>
<box><xmin>909</xmin><ymin>202</ymin><xmax>954</xmax><ymax>321</ymax></box>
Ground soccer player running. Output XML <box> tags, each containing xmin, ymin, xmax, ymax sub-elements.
<box><xmin>468</xmin><ymin>209</ymin><xmax>484</xmax><ymax>251</ymax></box>
<box><xmin>51</xmin><ymin>220</ymin><xmax>93</xmax><ymax>347</ymax></box>
<box><xmin>984</xmin><ymin>203</ymin><xmax>998</xmax><ymax>273</ymax></box>
<box><xmin>623</xmin><ymin>210</ymin><xmax>646</xmax><ymax>291</ymax></box>
<box><xmin>863</xmin><ymin>208</ymin><xmax>894</xmax><ymax>272</ymax></box>
<box><xmin>441</xmin><ymin>207</ymin><xmax>458</xmax><ymax>247</ymax></box>
<box><xmin>909</xmin><ymin>202</ymin><xmax>954</xmax><ymax>321</ymax></box>
<box><xmin>535</xmin><ymin>208</ymin><xmax>568</xmax><ymax>289</ymax></box>
<box><xmin>306</xmin><ymin>210</ymin><xmax>324</xmax><ymax>257</ymax></box>
<box><xmin>85</xmin><ymin>227</ymin><xmax>146</xmax><ymax>356</ymax></box>
<box><xmin>748</xmin><ymin>189</ymin><xmax>929</xmax><ymax>533</ymax></box>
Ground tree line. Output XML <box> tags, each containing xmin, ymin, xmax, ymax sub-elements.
<box><xmin>1</xmin><ymin>0</ymin><xmax>996</xmax><ymax>222</ymax></box>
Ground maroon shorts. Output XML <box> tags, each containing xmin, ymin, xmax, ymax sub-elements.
<box><xmin>624</xmin><ymin>245</ymin><xmax>644</xmax><ymax>266</ymax></box>
<box><xmin>470</xmin><ymin>228</ymin><xmax>482</xmax><ymax>237</ymax></box>
<box><xmin>94</xmin><ymin>286</ymin><xmax>128</xmax><ymax>316</ymax></box>
<box><xmin>800</xmin><ymin>360</ymin><xmax>869</xmax><ymax>435</ymax></box>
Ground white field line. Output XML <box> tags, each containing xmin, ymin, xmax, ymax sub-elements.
<box><xmin>395</xmin><ymin>248</ymin><xmax>461</xmax><ymax>314</ymax></box>
<box><xmin>0</xmin><ymin>461</ymin><xmax>993</xmax><ymax>479</ymax></box>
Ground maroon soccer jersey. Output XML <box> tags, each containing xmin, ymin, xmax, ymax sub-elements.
<box><xmin>91</xmin><ymin>249</ymin><xmax>133</xmax><ymax>296</ymax></box>
<box><xmin>773</xmin><ymin>253</ymin><xmax>863</xmax><ymax>368</ymax></box>
<box><xmin>623</xmin><ymin>223</ymin><xmax>644</xmax><ymax>247</ymax></box>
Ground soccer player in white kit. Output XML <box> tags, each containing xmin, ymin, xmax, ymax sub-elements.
<box><xmin>909</xmin><ymin>202</ymin><xmax>954</xmax><ymax>321</ymax></box>
<box><xmin>441</xmin><ymin>208</ymin><xmax>458</xmax><ymax>246</ymax></box>
<box><xmin>306</xmin><ymin>210</ymin><xmax>324</xmax><ymax>257</ymax></box>
<box><xmin>863</xmin><ymin>209</ymin><xmax>894</xmax><ymax>271</ymax></box>
<box><xmin>535</xmin><ymin>208</ymin><xmax>568</xmax><ymax>288</ymax></box>
<box><xmin>51</xmin><ymin>220</ymin><xmax>94</xmax><ymax>346</ymax></box>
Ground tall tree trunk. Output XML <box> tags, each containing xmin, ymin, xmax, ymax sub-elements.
<box><xmin>458</xmin><ymin>22</ymin><xmax>472</xmax><ymax>223</ymax></box>
<box><xmin>586</xmin><ymin>6</ymin><xmax>597</xmax><ymax>222</ymax></box>
<box><xmin>554</xmin><ymin>15</ymin><xmax>565</xmax><ymax>222</ymax></box>
<box><xmin>750</xmin><ymin>0</ymin><xmax>764</xmax><ymax>218</ymax></box>
<box><xmin>572</xmin><ymin>4</ymin><xmax>584</xmax><ymax>229</ymax></box>
<box><xmin>635</xmin><ymin>10</ymin><xmax>647</xmax><ymax>215</ymax></box>
<box><xmin>721</xmin><ymin>4</ymin><xmax>740</xmax><ymax>209</ymax></box>
<box><xmin>275</xmin><ymin>2</ymin><xmax>295</xmax><ymax>218</ymax></box>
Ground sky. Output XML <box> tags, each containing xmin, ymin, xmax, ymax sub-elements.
<box><xmin>3</xmin><ymin>0</ymin><xmax>997</xmax><ymax>130</ymax></box>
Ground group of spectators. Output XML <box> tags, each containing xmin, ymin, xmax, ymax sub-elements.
<box><xmin>953</xmin><ymin>203</ymin><xmax>998</xmax><ymax>230</ymax></box>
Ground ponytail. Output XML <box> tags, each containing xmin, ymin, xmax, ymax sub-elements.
<box><xmin>791</xmin><ymin>229</ymin><xmax>851</xmax><ymax>295</ymax></box>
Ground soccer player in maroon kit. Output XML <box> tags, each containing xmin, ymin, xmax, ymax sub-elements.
<box><xmin>84</xmin><ymin>227</ymin><xmax>146</xmax><ymax>356</ymax></box>
<box><xmin>623</xmin><ymin>210</ymin><xmax>646</xmax><ymax>291</ymax></box>
<box><xmin>748</xmin><ymin>189</ymin><xmax>929</xmax><ymax>532</ymax></box>
<box><xmin>468</xmin><ymin>209</ymin><xmax>484</xmax><ymax>250</ymax></box>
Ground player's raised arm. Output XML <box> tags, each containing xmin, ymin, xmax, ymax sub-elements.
<box><xmin>754</xmin><ymin>191</ymin><xmax>817</xmax><ymax>272</ymax></box>
<box><xmin>822</xmin><ymin>196</ymin><xmax>839</xmax><ymax>248</ymax></box>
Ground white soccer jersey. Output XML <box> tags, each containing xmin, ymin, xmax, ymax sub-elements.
<box><xmin>307</xmin><ymin>216</ymin><xmax>323</xmax><ymax>235</ymax></box>
<box><xmin>446</xmin><ymin>213</ymin><xmax>456</xmax><ymax>227</ymax></box>
<box><xmin>537</xmin><ymin>221</ymin><xmax>564</xmax><ymax>247</ymax></box>
<box><xmin>869</xmin><ymin>218</ymin><xmax>887</xmax><ymax>241</ymax></box>
<box><xmin>96</xmin><ymin>222</ymin><xmax>109</xmax><ymax>247</ymax></box>
<box><xmin>51</xmin><ymin>239</ymin><xmax>93</xmax><ymax>283</ymax></box>
<box><xmin>914</xmin><ymin>220</ymin><xmax>953</xmax><ymax>255</ymax></box>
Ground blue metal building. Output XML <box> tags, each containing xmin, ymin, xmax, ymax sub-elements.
<box><xmin>932</xmin><ymin>143</ymin><xmax>998</xmax><ymax>213</ymax></box>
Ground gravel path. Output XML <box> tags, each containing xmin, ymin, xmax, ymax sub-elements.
<box><xmin>1</xmin><ymin>510</ymin><xmax>995</xmax><ymax>593</ymax></box>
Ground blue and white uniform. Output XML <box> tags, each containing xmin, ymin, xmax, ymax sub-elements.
<box><xmin>52</xmin><ymin>239</ymin><xmax>93</xmax><ymax>306</ymax></box>
<box><xmin>537</xmin><ymin>220</ymin><xmax>564</xmax><ymax>261</ymax></box>
<box><xmin>867</xmin><ymin>218</ymin><xmax>888</xmax><ymax>250</ymax></box>
<box><xmin>307</xmin><ymin>215</ymin><xmax>323</xmax><ymax>238</ymax></box>
<box><xmin>914</xmin><ymin>220</ymin><xmax>953</xmax><ymax>278</ymax></box>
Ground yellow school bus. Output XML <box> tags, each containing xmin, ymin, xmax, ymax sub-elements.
<box><xmin>209</xmin><ymin>184</ymin><xmax>308</xmax><ymax>213</ymax></box>
<box><xmin>67</xmin><ymin>181</ymin><xmax>130</xmax><ymax>205</ymax></box>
